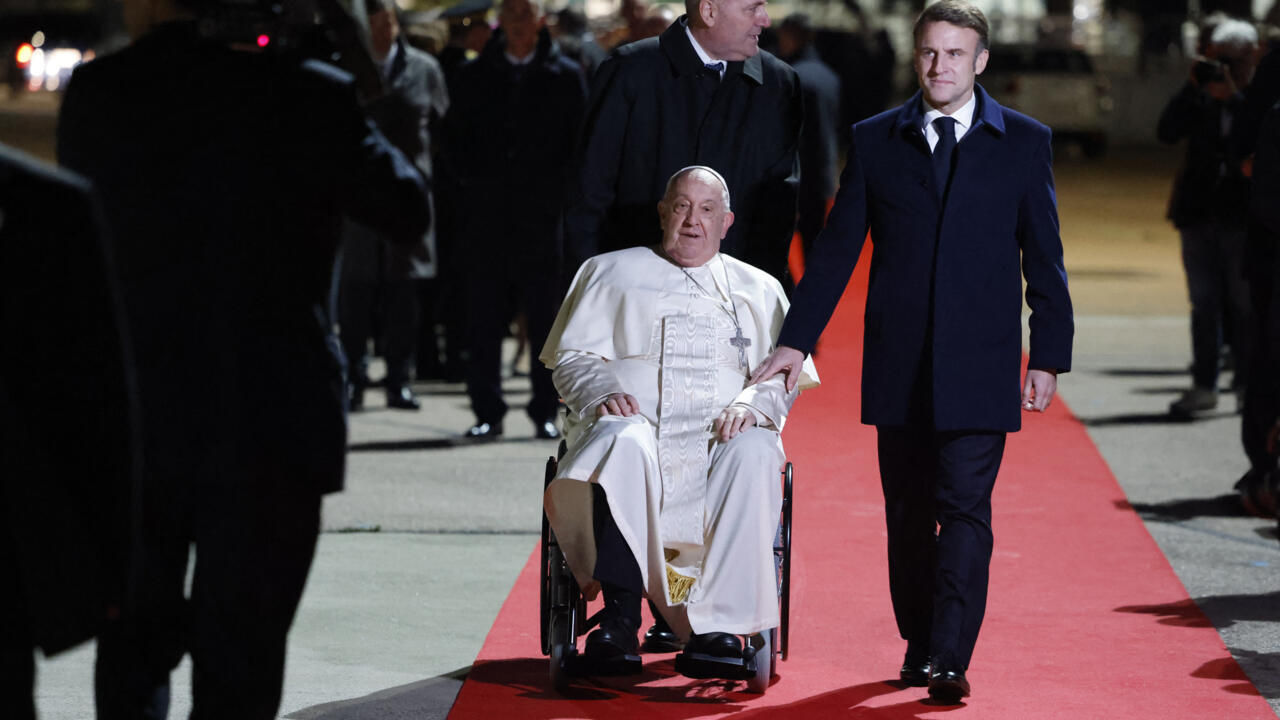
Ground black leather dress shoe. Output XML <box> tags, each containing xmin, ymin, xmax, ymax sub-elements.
<box><xmin>641</xmin><ymin>624</ymin><xmax>684</xmax><ymax>653</ymax></box>
<box><xmin>684</xmin><ymin>632</ymin><xmax>742</xmax><ymax>659</ymax></box>
<box><xmin>927</xmin><ymin>667</ymin><xmax>970</xmax><ymax>703</ymax></box>
<box><xmin>533</xmin><ymin>418</ymin><xmax>560</xmax><ymax>439</ymax></box>
<box><xmin>386</xmin><ymin>385</ymin><xmax>420</xmax><ymax>410</ymax></box>
<box><xmin>900</xmin><ymin>658</ymin><xmax>932</xmax><ymax>687</ymax></box>
<box><xmin>584</xmin><ymin>616</ymin><xmax>640</xmax><ymax>659</ymax></box>
<box><xmin>463</xmin><ymin>422</ymin><xmax>503</xmax><ymax>440</ymax></box>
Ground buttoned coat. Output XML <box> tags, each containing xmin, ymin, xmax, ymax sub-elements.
<box><xmin>777</xmin><ymin>86</ymin><xmax>1073</xmax><ymax>432</ymax></box>
<box><xmin>563</xmin><ymin>18</ymin><xmax>802</xmax><ymax>284</ymax></box>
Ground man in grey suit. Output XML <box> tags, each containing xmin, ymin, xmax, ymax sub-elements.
<box><xmin>340</xmin><ymin>0</ymin><xmax>450</xmax><ymax>410</ymax></box>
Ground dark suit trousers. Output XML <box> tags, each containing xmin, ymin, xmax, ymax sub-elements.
<box><xmin>877</xmin><ymin>425</ymin><xmax>1006</xmax><ymax>671</ymax></box>
<box><xmin>0</xmin><ymin>527</ymin><xmax>35</xmax><ymax>720</ymax></box>
<box><xmin>95</xmin><ymin>461</ymin><xmax>321</xmax><ymax>720</ymax></box>
<box><xmin>464</xmin><ymin>257</ymin><xmax>559</xmax><ymax>425</ymax></box>
<box><xmin>339</xmin><ymin>277</ymin><xmax>419</xmax><ymax>388</ymax></box>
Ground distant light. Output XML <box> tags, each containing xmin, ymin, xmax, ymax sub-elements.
<box><xmin>31</xmin><ymin>31</ymin><xmax>45</xmax><ymax>48</ymax></box>
<box><xmin>1072</xmin><ymin>3</ymin><xmax>1090</xmax><ymax>20</ymax></box>
<box><xmin>256</xmin><ymin>34</ymin><xmax>270</xmax><ymax>48</ymax></box>
<box><xmin>15</xmin><ymin>43</ymin><xmax>32</xmax><ymax>66</ymax></box>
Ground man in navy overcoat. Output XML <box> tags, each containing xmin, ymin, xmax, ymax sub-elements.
<box><xmin>751</xmin><ymin>1</ymin><xmax>1073</xmax><ymax>703</ymax></box>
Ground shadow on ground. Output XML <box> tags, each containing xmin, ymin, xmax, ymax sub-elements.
<box><xmin>284</xmin><ymin>668</ymin><xmax>468</xmax><ymax>720</ymax></box>
<box><xmin>1116</xmin><ymin>593</ymin><xmax>1280</xmax><ymax>700</ymax></box>
<box><xmin>1122</xmin><ymin>494</ymin><xmax>1250</xmax><ymax>521</ymax></box>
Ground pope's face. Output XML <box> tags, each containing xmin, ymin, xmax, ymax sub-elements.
<box><xmin>701</xmin><ymin>0</ymin><xmax>770</xmax><ymax>61</ymax></box>
<box><xmin>659</xmin><ymin>172</ymin><xmax>734</xmax><ymax>268</ymax></box>
<box><xmin>914</xmin><ymin>21</ymin><xmax>988</xmax><ymax>114</ymax></box>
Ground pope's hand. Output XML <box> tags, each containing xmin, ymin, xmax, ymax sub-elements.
<box><xmin>749</xmin><ymin>345</ymin><xmax>805</xmax><ymax>392</ymax></box>
<box><xmin>1021</xmin><ymin>368</ymin><xmax>1058</xmax><ymax>413</ymax></box>
<box><xmin>597</xmin><ymin>392</ymin><xmax>640</xmax><ymax>417</ymax></box>
<box><xmin>713</xmin><ymin>405</ymin><xmax>757</xmax><ymax>442</ymax></box>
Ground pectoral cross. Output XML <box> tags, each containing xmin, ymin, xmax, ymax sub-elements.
<box><xmin>729</xmin><ymin>326</ymin><xmax>751</xmax><ymax>370</ymax></box>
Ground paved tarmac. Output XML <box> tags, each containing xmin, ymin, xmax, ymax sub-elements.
<box><xmin>6</xmin><ymin>92</ymin><xmax>1277</xmax><ymax>717</ymax></box>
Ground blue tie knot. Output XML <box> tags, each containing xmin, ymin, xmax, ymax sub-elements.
<box><xmin>932</xmin><ymin>116</ymin><xmax>956</xmax><ymax>145</ymax></box>
<box><xmin>704</xmin><ymin>61</ymin><xmax>725</xmax><ymax>74</ymax></box>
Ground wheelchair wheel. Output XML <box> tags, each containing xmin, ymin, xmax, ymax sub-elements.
<box><xmin>548</xmin><ymin>614</ymin><xmax>573</xmax><ymax>693</ymax></box>
<box><xmin>540</xmin><ymin>455</ymin><xmax>558</xmax><ymax>655</ymax></box>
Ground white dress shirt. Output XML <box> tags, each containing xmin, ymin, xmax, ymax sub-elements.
<box><xmin>685</xmin><ymin>25</ymin><xmax>726</xmax><ymax>80</ymax></box>
<box><xmin>922</xmin><ymin>91</ymin><xmax>977</xmax><ymax>151</ymax></box>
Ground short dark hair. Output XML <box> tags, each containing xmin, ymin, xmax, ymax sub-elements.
<box><xmin>780</xmin><ymin>13</ymin><xmax>814</xmax><ymax>42</ymax></box>
<box><xmin>913</xmin><ymin>0</ymin><xmax>989</xmax><ymax>52</ymax></box>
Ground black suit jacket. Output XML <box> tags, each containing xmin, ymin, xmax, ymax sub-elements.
<box><xmin>563</xmin><ymin>18</ymin><xmax>802</xmax><ymax>283</ymax></box>
<box><xmin>787</xmin><ymin>46</ymin><xmax>841</xmax><ymax>203</ymax></box>
<box><xmin>778</xmin><ymin>87</ymin><xmax>1073</xmax><ymax>432</ymax></box>
<box><xmin>442</xmin><ymin>28</ymin><xmax>587</xmax><ymax>269</ymax></box>
<box><xmin>0</xmin><ymin>144</ymin><xmax>138</xmax><ymax>653</ymax></box>
<box><xmin>57</xmin><ymin>22</ymin><xmax>429</xmax><ymax>495</ymax></box>
<box><xmin>1157</xmin><ymin>82</ymin><xmax>1250</xmax><ymax>228</ymax></box>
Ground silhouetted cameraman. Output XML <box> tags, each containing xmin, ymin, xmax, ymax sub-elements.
<box><xmin>1157</xmin><ymin>17</ymin><xmax>1259</xmax><ymax>419</ymax></box>
<box><xmin>57</xmin><ymin>0</ymin><xmax>429</xmax><ymax>716</ymax></box>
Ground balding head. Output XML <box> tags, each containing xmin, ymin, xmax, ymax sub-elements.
<box><xmin>658</xmin><ymin>166</ymin><xmax>735</xmax><ymax>267</ymax></box>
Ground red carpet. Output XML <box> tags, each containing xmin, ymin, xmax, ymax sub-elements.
<box><xmin>448</xmin><ymin>240</ymin><xmax>1271</xmax><ymax>718</ymax></box>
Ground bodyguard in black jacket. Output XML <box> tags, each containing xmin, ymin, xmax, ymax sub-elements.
<box><xmin>563</xmin><ymin>5</ymin><xmax>803</xmax><ymax>287</ymax></box>
<box><xmin>57</xmin><ymin>4</ymin><xmax>428</xmax><ymax>716</ymax></box>
<box><xmin>443</xmin><ymin>1</ymin><xmax>587</xmax><ymax>440</ymax></box>
<box><xmin>0</xmin><ymin>145</ymin><xmax>137</xmax><ymax>720</ymax></box>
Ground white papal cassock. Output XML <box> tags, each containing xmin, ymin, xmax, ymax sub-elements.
<box><xmin>540</xmin><ymin>246</ymin><xmax>819</xmax><ymax>640</ymax></box>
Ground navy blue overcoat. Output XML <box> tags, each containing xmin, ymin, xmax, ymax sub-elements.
<box><xmin>776</xmin><ymin>85</ymin><xmax>1073</xmax><ymax>432</ymax></box>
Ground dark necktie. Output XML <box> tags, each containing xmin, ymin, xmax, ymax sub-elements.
<box><xmin>931</xmin><ymin>116</ymin><xmax>957</xmax><ymax>202</ymax></box>
<box><xmin>704</xmin><ymin>61</ymin><xmax>725</xmax><ymax>75</ymax></box>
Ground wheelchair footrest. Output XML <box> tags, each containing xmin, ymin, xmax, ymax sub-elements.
<box><xmin>561</xmin><ymin>650</ymin><xmax>643</xmax><ymax>677</ymax></box>
<box><xmin>673</xmin><ymin>649</ymin><xmax>759</xmax><ymax>681</ymax></box>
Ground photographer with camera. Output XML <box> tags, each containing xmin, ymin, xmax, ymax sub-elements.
<box><xmin>56</xmin><ymin>0</ymin><xmax>429</xmax><ymax>716</ymax></box>
<box><xmin>1157</xmin><ymin>17</ymin><xmax>1260</xmax><ymax>420</ymax></box>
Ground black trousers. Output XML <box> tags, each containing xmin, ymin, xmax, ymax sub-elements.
<box><xmin>877</xmin><ymin>425</ymin><xmax>1006</xmax><ymax>671</ymax></box>
<box><xmin>339</xmin><ymin>276</ymin><xmax>419</xmax><ymax>388</ymax></box>
<box><xmin>463</xmin><ymin>257</ymin><xmax>559</xmax><ymax>425</ymax></box>
<box><xmin>95</xmin><ymin>463</ymin><xmax>322</xmax><ymax>720</ymax></box>
<box><xmin>0</xmin><ymin>527</ymin><xmax>35</xmax><ymax>720</ymax></box>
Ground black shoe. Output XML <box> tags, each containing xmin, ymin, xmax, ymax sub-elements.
<box><xmin>347</xmin><ymin>383</ymin><xmax>365</xmax><ymax>412</ymax></box>
<box><xmin>533</xmin><ymin>418</ymin><xmax>560</xmax><ymax>439</ymax></box>
<box><xmin>684</xmin><ymin>632</ymin><xmax>742</xmax><ymax>659</ymax></box>
<box><xmin>927</xmin><ymin>666</ymin><xmax>970</xmax><ymax>703</ymax></box>
<box><xmin>641</xmin><ymin>624</ymin><xmax>685</xmax><ymax>653</ymax></box>
<box><xmin>463</xmin><ymin>421</ymin><xmax>503</xmax><ymax>440</ymax></box>
<box><xmin>900</xmin><ymin>656</ymin><xmax>931</xmax><ymax>687</ymax></box>
<box><xmin>386</xmin><ymin>385</ymin><xmax>420</xmax><ymax>410</ymax></box>
<box><xmin>585</xmin><ymin>616</ymin><xmax>640</xmax><ymax>659</ymax></box>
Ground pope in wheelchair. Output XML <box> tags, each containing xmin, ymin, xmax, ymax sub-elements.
<box><xmin>540</xmin><ymin>166</ymin><xmax>818</xmax><ymax>680</ymax></box>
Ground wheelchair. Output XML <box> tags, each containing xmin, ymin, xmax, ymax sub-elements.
<box><xmin>539</xmin><ymin>443</ymin><xmax>793</xmax><ymax>694</ymax></box>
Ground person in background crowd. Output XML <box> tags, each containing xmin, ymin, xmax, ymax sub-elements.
<box><xmin>340</xmin><ymin>0</ymin><xmax>450</xmax><ymax>411</ymax></box>
<box><xmin>432</xmin><ymin>0</ymin><xmax>493</xmax><ymax>384</ymax></box>
<box><xmin>1239</xmin><ymin>101</ymin><xmax>1280</xmax><ymax>516</ymax></box>
<box><xmin>777</xmin><ymin>13</ymin><xmax>840</xmax><ymax>261</ymax></box>
<box><xmin>552</xmin><ymin>7</ymin><xmax>606</xmax><ymax>79</ymax></box>
<box><xmin>0</xmin><ymin>144</ymin><xmax>138</xmax><ymax>720</ymax></box>
<box><xmin>563</xmin><ymin>0</ymin><xmax>802</xmax><ymax>290</ymax></box>
<box><xmin>437</xmin><ymin>0</ymin><xmax>493</xmax><ymax>82</ymax></box>
<box><xmin>56</xmin><ymin>0</ymin><xmax>429</xmax><ymax>715</ymax></box>
<box><xmin>443</xmin><ymin>0</ymin><xmax>587</xmax><ymax>440</ymax></box>
<box><xmin>1157</xmin><ymin>17</ymin><xmax>1258</xmax><ymax>418</ymax></box>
